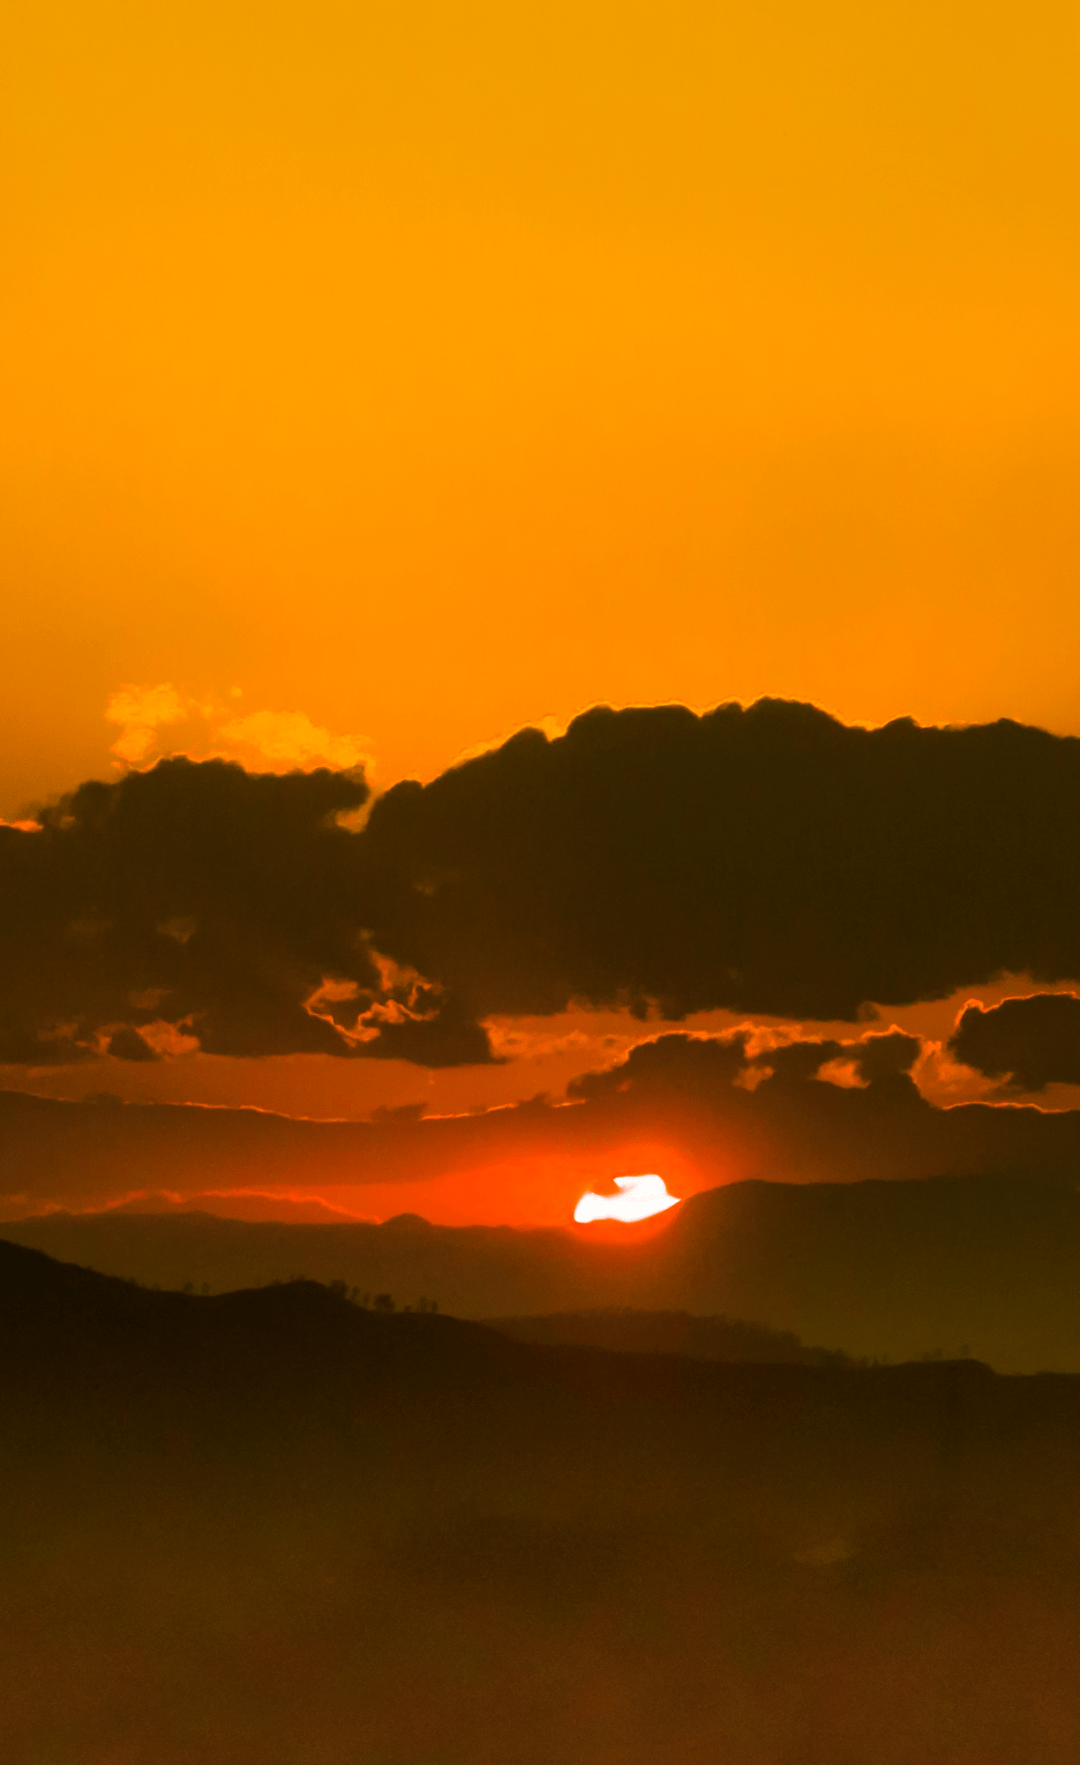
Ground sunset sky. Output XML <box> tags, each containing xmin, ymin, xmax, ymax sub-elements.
<box><xmin>4</xmin><ymin>1</ymin><xmax>1080</xmax><ymax>1224</ymax></box>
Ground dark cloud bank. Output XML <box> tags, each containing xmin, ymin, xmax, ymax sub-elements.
<box><xmin>6</xmin><ymin>698</ymin><xmax>1080</xmax><ymax>1064</ymax></box>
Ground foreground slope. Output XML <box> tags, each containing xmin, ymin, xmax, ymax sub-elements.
<box><xmin>3</xmin><ymin>1240</ymin><xmax>1080</xmax><ymax>1763</ymax></box>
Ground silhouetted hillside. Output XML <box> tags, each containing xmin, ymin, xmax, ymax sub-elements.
<box><xmin>10</xmin><ymin>1172</ymin><xmax>1080</xmax><ymax>1370</ymax></box>
<box><xmin>488</xmin><ymin>1308</ymin><xmax>854</xmax><ymax>1364</ymax></box>
<box><xmin>4</xmin><ymin>1239</ymin><xmax>1080</xmax><ymax>1763</ymax></box>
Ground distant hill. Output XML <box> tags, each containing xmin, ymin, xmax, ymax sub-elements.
<box><xmin>8</xmin><ymin>1173</ymin><xmax>1080</xmax><ymax>1370</ymax></box>
<box><xmin>4</xmin><ymin>1236</ymin><xmax>1080</xmax><ymax>1764</ymax></box>
<box><xmin>488</xmin><ymin>1308</ymin><xmax>854</xmax><ymax>1365</ymax></box>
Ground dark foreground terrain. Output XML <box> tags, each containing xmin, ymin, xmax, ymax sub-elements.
<box><xmin>3</xmin><ymin>1239</ymin><xmax>1080</xmax><ymax>1764</ymax></box>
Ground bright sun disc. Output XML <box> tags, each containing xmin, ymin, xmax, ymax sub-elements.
<box><xmin>573</xmin><ymin>1174</ymin><xmax>680</xmax><ymax>1224</ymax></box>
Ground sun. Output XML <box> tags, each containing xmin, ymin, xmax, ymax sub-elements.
<box><xmin>573</xmin><ymin>1174</ymin><xmax>681</xmax><ymax>1224</ymax></box>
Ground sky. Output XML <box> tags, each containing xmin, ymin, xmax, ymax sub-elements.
<box><xmin>4</xmin><ymin>2</ymin><xmax>1080</xmax><ymax>1224</ymax></box>
<box><xmin>4</xmin><ymin>0</ymin><xmax>1080</xmax><ymax>811</ymax></box>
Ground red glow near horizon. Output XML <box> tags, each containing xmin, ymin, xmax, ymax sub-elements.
<box><xmin>573</xmin><ymin>1174</ymin><xmax>681</xmax><ymax>1224</ymax></box>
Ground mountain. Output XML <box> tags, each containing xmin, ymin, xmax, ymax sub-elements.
<box><xmin>8</xmin><ymin>1172</ymin><xmax>1080</xmax><ymax>1371</ymax></box>
<box><xmin>3</xmin><ymin>1237</ymin><xmax>1080</xmax><ymax>1764</ymax></box>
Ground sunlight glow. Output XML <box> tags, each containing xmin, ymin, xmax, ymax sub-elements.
<box><xmin>573</xmin><ymin>1174</ymin><xmax>680</xmax><ymax>1224</ymax></box>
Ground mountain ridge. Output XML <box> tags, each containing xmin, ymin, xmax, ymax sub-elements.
<box><xmin>7</xmin><ymin>1171</ymin><xmax>1080</xmax><ymax>1370</ymax></box>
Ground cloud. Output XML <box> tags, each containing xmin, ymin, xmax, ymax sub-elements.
<box><xmin>9</xmin><ymin>698</ymin><xmax>1080</xmax><ymax>1067</ymax></box>
<box><xmin>567</xmin><ymin>1027</ymin><xmax>921</xmax><ymax>1120</ymax></box>
<box><xmin>105</xmin><ymin>1026</ymin><xmax>160</xmax><ymax>1062</ymax></box>
<box><xmin>812</xmin><ymin>1057</ymin><xmax>868</xmax><ymax>1089</ymax></box>
<box><xmin>105</xmin><ymin>684</ymin><xmax>194</xmax><ymax>764</ymax></box>
<box><xmin>105</xmin><ymin>684</ymin><xmax>373</xmax><ymax>776</ymax></box>
<box><xmin>0</xmin><ymin>757</ymin><xmax>490</xmax><ymax>1067</ymax></box>
<box><xmin>10</xmin><ymin>1025</ymin><xmax>1080</xmax><ymax>1217</ymax></box>
<box><xmin>214</xmin><ymin>710</ymin><xmax>372</xmax><ymax>774</ymax></box>
<box><xmin>357</xmin><ymin>700</ymin><xmax>1080</xmax><ymax>1027</ymax></box>
<box><xmin>948</xmin><ymin>993</ymin><xmax>1080</xmax><ymax>1091</ymax></box>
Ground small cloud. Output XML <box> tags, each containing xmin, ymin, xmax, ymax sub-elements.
<box><xmin>733</xmin><ymin>1063</ymin><xmax>771</xmax><ymax>1091</ymax></box>
<box><xmin>216</xmin><ymin>709</ymin><xmax>371</xmax><ymax>773</ymax></box>
<box><xmin>104</xmin><ymin>1026</ymin><xmax>159</xmax><ymax>1062</ymax></box>
<box><xmin>98</xmin><ymin>1188</ymin><xmax>376</xmax><ymax>1223</ymax></box>
<box><xmin>157</xmin><ymin>916</ymin><xmax>197</xmax><ymax>946</ymax></box>
<box><xmin>485</xmin><ymin>1022</ymin><xmax>601</xmax><ymax>1061</ymax></box>
<box><xmin>910</xmin><ymin>1038</ymin><xmax>1000</xmax><ymax>1103</ymax></box>
<box><xmin>816</xmin><ymin>1057</ymin><xmax>869</xmax><ymax>1090</ymax></box>
<box><xmin>137</xmin><ymin>1019</ymin><xmax>201</xmax><ymax>1057</ymax></box>
<box><xmin>105</xmin><ymin>684</ymin><xmax>193</xmax><ymax>763</ymax></box>
<box><xmin>127</xmin><ymin>988</ymin><xmax>170</xmax><ymax>1011</ymax></box>
<box><xmin>105</xmin><ymin>684</ymin><xmax>373</xmax><ymax>777</ymax></box>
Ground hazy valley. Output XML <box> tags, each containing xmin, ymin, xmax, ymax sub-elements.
<box><xmin>4</xmin><ymin>1236</ymin><xmax>1080</xmax><ymax>1763</ymax></box>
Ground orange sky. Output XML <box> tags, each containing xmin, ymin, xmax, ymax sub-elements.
<box><xmin>3</xmin><ymin>0</ymin><xmax>1080</xmax><ymax>814</ymax></box>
